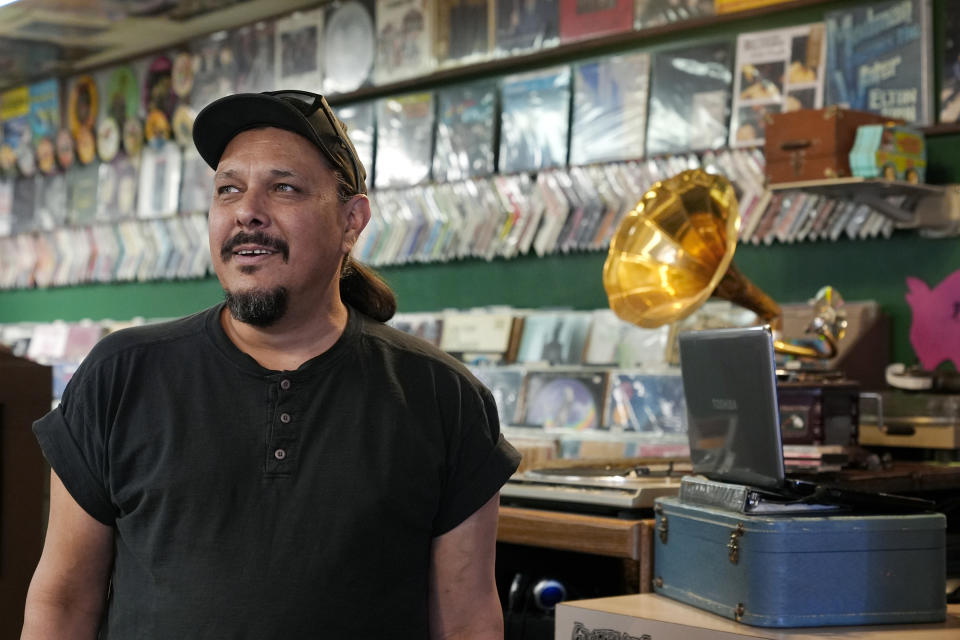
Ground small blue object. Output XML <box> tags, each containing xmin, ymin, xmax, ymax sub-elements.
<box><xmin>532</xmin><ymin>579</ymin><xmax>567</xmax><ymax>610</ymax></box>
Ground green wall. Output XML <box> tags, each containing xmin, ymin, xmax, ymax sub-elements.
<box><xmin>1</xmin><ymin>0</ymin><xmax>958</xmax><ymax>366</ymax></box>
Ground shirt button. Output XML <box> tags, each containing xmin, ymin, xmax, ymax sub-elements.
<box><xmin>280</xmin><ymin>412</ymin><xmax>291</xmax><ymax>424</ymax></box>
<box><xmin>280</xmin><ymin>379</ymin><xmax>291</xmax><ymax>390</ymax></box>
<box><xmin>274</xmin><ymin>448</ymin><xmax>287</xmax><ymax>460</ymax></box>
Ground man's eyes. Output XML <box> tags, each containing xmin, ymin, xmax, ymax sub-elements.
<box><xmin>217</xmin><ymin>185</ymin><xmax>240</xmax><ymax>194</ymax></box>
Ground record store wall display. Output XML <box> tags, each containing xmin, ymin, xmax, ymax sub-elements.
<box><xmin>634</xmin><ymin>0</ymin><xmax>713</xmax><ymax>30</ymax></box>
<box><xmin>323</xmin><ymin>0</ymin><xmax>376</xmax><ymax>94</ymax></box>
<box><xmin>375</xmin><ymin>92</ymin><xmax>435</xmax><ymax>188</ymax></box>
<box><xmin>495</xmin><ymin>0</ymin><xmax>559</xmax><ymax>54</ymax></box>
<box><xmin>499</xmin><ymin>66</ymin><xmax>571</xmax><ymax>174</ymax></box>
<box><xmin>940</xmin><ymin>1</ymin><xmax>960</xmax><ymax>123</ymax></box>
<box><xmin>558</xmin><ymin>0</ymin><xmax>633</xmax><ymax>44</ymax></box>
<box><xmin>570</xmin><ymin>51</ymin><xmax>650</xmax><ymax>166</ymax></box>
<box><xmin>189</xmin><ymin>32</ymin><xmax>237</xmax><ymax>110</ymax></box>
<box><xmin>433</xmin><ymin>80</ymin><xmax>497</xmax><ymax>182</ymax></box>
<box><xmin>434</xmin><ymin>0</ymin><xmax>495</xmax><ymax>66</ymax></box>
<box><xmin>275</xmin><ymin>7</ymin><xmax>326</xmax><ymax>90</ymax></box>
<box><xmin>231</xmin><ymin>21</ymin><xmax>276</xmax><ymax>95</ymax></box>
<box><xmin>825</xmin><ymin>0</ymin><xmax>933</xmax><ymax>125</ymax></box>
<box><xmin>646</xmin><ymin>41</ymin><xmax>734</xmax><ymax>156</ymax></box>
<box><xmin>375</xmin><ymin>0</ymin><xmax>436</xmax><ymax>84</ymax></box>
<box><xmin>729</xmin><ymin>23</ymin><xmax>827</xmax><ymax>148</ymax></box>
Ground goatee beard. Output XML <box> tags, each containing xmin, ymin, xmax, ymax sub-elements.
<box><xmin>223</xmin><ymin>287</ymin><xmax>289</xmax><ymax>327</ymax></box>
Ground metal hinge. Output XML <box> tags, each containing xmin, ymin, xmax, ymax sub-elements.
<box><xmin>727</xmin><ymin>523</ymin><xmax>745</xmax><ymax>564</ymax></box>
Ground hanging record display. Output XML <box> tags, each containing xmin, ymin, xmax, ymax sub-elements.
<box><xmin>68</xmin><ymin>75</ymin><xmax>98</xmax><ymax>140</ymax></box>
<box><xmin>275</xmin><ymin>7</ymin><xmax>325</xmax><ymax>89</ymax></box>
<box><xmin>172</xmin><ymin>105</ymin><xmax>195</xmax><ymax>147</ymax></box>
<box><xmin>231</xmin><ymin>21</ymin><xmax>275</xmax><ymax>94</ymax></box>
<box><xmin>105</xmin><ymin>65</ymin><xmax>140</xmax><ymax>133</ymax></box>
<box><xmin>171</xmin><ymin>52</ymin><xmax>195</xmax><ymax>98</ymax></box>
<box><xmin>190</xmin><ymin>32</ymin><xmax>237</xmax><ymax>110</ymax></box>
<box><xmin>116</xmin><ymin>156</ymin><xmax>139</xmax><ymax>220</ymax></box>
<box><xmin>15</xmin><ymin>139</ymin><xmax>36</xmax><ymax>177</ymax></box>
<box><xmin>28</xmin><ymin>79</ymin><xmax>59</xmax><ymax>144</ymax></box>
<box><xmin>75</xmin><ymin>127</ymin><xmax>97</xmax><ymax>165</ymax></box>
<box><xmin>97</xmin><ymin>117</ymin><xmax>120</xmax><ymax>162</ymax></box>
<box><xmin>323</xmin><ymin>0</ymin><xmax>375</xmax><ymax>94</ymax></box>
<box><xmin>123</xmin><ymin>117</ymin><xmax>144</xmax><ymax>157</ymax></box>
<box><xmin>145</xmin><ymin>109</ymin><xmax>172</xmax><ymax>144</ymax></box>
<box><xmin>55</xmin><ymin>128</ymin><xmax>75</xmax><ymax>170</ymax></box>
<box><xmin>36</xmin><ymin>137</ymin><xmax>56</xmax><ymax>175</ymax></box>
<box><xmin>143</xmin><ymin>55</ymin><xmax>176</xmax><ymax>119</ymax></box>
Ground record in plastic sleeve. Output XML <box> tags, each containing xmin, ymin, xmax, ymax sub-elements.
<box><xmin>68</xmin><ymin>75</ymin><xmax>98</xmax><ymax>140</ymax></box>
<box><xmin>275</xmin><ymin>7</ymin><xmax>325</xmax><ymax>89</ymax></box>
<box><xmin>97</xmin><ymin>117</ymin><xmax>120</xmax><ymax>162</ymax></box>
<box><xmin>105</xmin><ymin>65</ymin><xmax>140</xmax><ymax>131</ymax></box>
<box><xmin>15</xmin><ymin>140</ymin><xmax>36</xmax><ymax>177</ymax></box>
<box><xmin>171</xmin><ymin>52</ymin><xmax>195</xmax><ymax>98</ymax></box>
<box><xmin>145</xmin><ymin>109</ymin><xmax>172</xmax><ymax>144</ymax></box>
<box><xmin>55</xmin><ymin>128</ymin><xmax>75</xmax><ymax>170</ymax></box>
<box><xmin>324</xmin><ymin>0</ymin><xmax>375</xmax><ymax>94</ymax></box>
<box><xmin>231</xmin><ymin>21</ymin><xmax>275</xmax><ymax>94</ymax></box>
<box><xmin>36</xmin><ymin>137</ymin><xmax>56</xmax><ymax>175</ymax></box>
<box><xmin>172</xmin><ymin>105</ymin><xmax>195</xmax><ymax>147</ymax></box>
<box><xmin>75</xmin><ymin>127</ymin><xmax>96</xmax><ymax>165</ymax></box>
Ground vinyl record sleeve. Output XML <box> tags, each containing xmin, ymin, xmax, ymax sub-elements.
<box><xmin>0</xmin><ymin>179</ymin><xmax>12</xmax><ymax>237</ymax></box>
<box><xmin>605</xmin><ymin>370</ymin><xmax>687</xmax><ymax>432</ymax></box>
<box><xmin>730</xmin><ymin>23</ymin><xmax>826</xmax><ymax>148</ymax></box>
<box><xmin>388</xmin><ymin>311</ymin><xmax>444</xmax><ymax>345</ymax></box>
<box><xmin>435</xmin><ymin>0</ymin><xmax>494</xmax><ymax>64</ymax></box>
<box><xmin>570</xmin><ymin>51</ymin><xmax>650</xmax><ymax>165</ymax></box>
<box><xmin>137</xmin><ymin>141</ymin><xmax>182</xmax><ymax>219</ymax></box>
<box><xmin>495</xmin><ymin>0</ymin><xmax>559</xmax><ymax>53</ymax></box>
<box><xmin>231</xmin><ymin>21</ymin><xmax>276</xmax><ymax>95</ymax></box>
<box><xmin>634</xmin><ymin>0</ymin><xmax>713</xmax><ymax>29</ymax></box>
<box><xmin>433</xmin><ymin>80</ymin><xmax>496</xmax><ymax>182</ymax></box>
<box><xmin>11</xmin><ymin>176</ymin><xmax>37</xmax><ymax>234</ymax></box>
<box><xmin>499</xmin><ymin>67</ymin><xmax>571</xmax><ymax>173</ymax></box>
<box><xmin>99</xmin><ymin>65</ymin><xmax>141</xmax><ymax>132</ymax></box>
<box><xmin>28</xmin><ymin>79</ymin><xmax>59</xmax><ymax>144</ymax></box>
<box><xmin>67</xmin><ymin>162</ymin><xmax>99</xmax><ymax>227</ymax></box>
<box><xmin>825</xmin><ymin>0</ymin><xmax>932</xmax><ymax>125</ymax></box>
<box><xmin>375</xmin><ymin>92</ymin><xmax>434</xmax><ymax>188</ymax></box>
<box><xmin>275</xmin><ymin>7</ymin><xmax>325</xmax><ymax>90</ymax></box>
<box><xmin>941</xmin><ymin>2</ymin><xmax>960</xmax><ymax>122</ymax></box>
<box><xmin>178</xmin><ymin>145</ymin><xmax>214</xmax><ymax>215</ymax></box>
<box><xmin>334</xmin><ymin>102</ymin><xmax>375</xmax><ymax>187</ymax></box>
<box><xmin>470</xmin><ymin>366</ymin><xmax>526</xmax><ymax>425</ymax></box>
<box><xmin>171</xmin><ymin>51</ymin><xmax>195</xmax><ymax>98</ymax></box>
<box><xmin>67</xmin><ymin>75</ymin><xmax>98</xmax><ymax>141</ymax></box>
<box><xmin>375</xmin><ymin>0</ymin><xmax>436</xmax><ymax>84</ymax></box>
<box><xmin>515</xmin><ymin>311</ymin><xmax>592</xmax><ymax>366</ymax></box>
<box><xmin>558</xmin><ymin>0</ymin><xmax>633</xmax><ymax>43</ymax></box>
<box><xmin>522</xmin><ymin>369</ymin><xmax>608</xmax><ymax>430</ymax></box>
<box><xmin>324</xmin><ymin>0</ymin><xmax>375</xmax><ymax>94</ymax></box>
<box><xmin>189</xmin><ymin>32</ymin><xmax>237</xmax><ymax>110</ymax></box>
<box><xmin>34</xmin><ymin>172</ymin><xmax>68</xmax><ymax>231</ymax></box>
<box><xmin>143</xmin><ymin>55</ymin><xmax>176</xmax><ymax>120</ymax></box>
<box><xmin>646</xmin><ymin>41</ymin><xmax>733</xmax><ymax>155</ymax></box>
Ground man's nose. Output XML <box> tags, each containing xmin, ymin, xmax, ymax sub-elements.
<box><xmin>235</xmin><ymin>190</ymin><xmax>271</xmax><ymax>228</ymax></box>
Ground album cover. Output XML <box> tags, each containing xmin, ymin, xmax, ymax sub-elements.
<box><xmin>495</xmin><ymin>0</ymin><xmax>559</xmax><ymax>53</ymax></box>
<box><xmin>522</xmin><ymin>369</ymin><xmax>608</xmax><ymax>430</ymax></box>
<box><xmin>375</xmin><ymin>0</ymin><xmax>435</xmax><ymax>84</ymax></box>
<box><xmin>558</xmin><ymin>0</ymin><xmax>632</xmax><ymax>43</ymax></box>
<box><xmin>33</xmin><ymin>172</ymin><xmax>68</xmax><ymax>231</ymax></box>
<box><xmin>375</xmin><ymin>92</ymin><xmax>434</xmax><ymax>188</ymax></box>
<box><xmin>433</xmin><ymin>81</ymin><xmax>497</xmax><ymax>182</ymax></box>
<box><xmin>137</xmin><ymin>141</ymin><xmax>182</xmax><ymax>219</ymax></box>
<box><xmin>730</xmin><ymin>23</ymin><xmax>826</xmax><ymax>147</ymax></box>
<box><xmin>605</xmin><ymin>371</ymin><xmax>687</xmax><ymax>432</ymax></box>
<box><xmin>323</xmin><ymin>0</ymin><xmax>376</xmax><ymax>94</ymax></box>
<box><xmin>28</xmin><ymin>79</ymin><xmax>59</xmax><ymax>144</ymax></box>
<box><xmin>825</xmin><ymin>0</ymin><xmax>932</xmax><ymax>125</ymax></box>
<box><xmin>470</xmin><ymin>366</ymin><xmax>526</xmax><ymax>424</ymax></box>
<box><xmin>143</xmin><ymin>55</ymin><xmax>177</xmax><ymax>120</ymax></box>
<box><xmin>500</xmin><ymin>67</ymin><xmax>571</xmax><ymax>173</ymax></box>
<box><xmin>646</xmin><ymin>41</ymin><xmax>733</xmax><ymax>155</ymax></box>
<box><xmin>334</xmin><ymin>102</ymin><xmax>375</xmax><ymax>187</ymax></box>
<box><xmin>515</xmin><ymin>311</ymin><xmax>591</xmax><ymax>366</ymax></box>
<box><xmin>274</xmin><ymin>7</ymin><xmax>325</xmax><ymax>90</ymax></box>
<box><xmin>67</xmin><ymin>162</ymin><xmax>99</xmax><ymax>227</ymax></box>
<box><xmin>388</xmin><ymin>311</ymin><xmax>444</xmax><ymax>345</ymax></box>
<box><xmin>0</xmin><ymin>179</ymin><xmax>12</xmax><ymax>236</ymax></box>
<box><xmin>941</xmin><ymin>2</ymin><xmax>960</xmax><ymax>122</ymax></box>
<box><xmin>2</xmin><ymin>85</ymin><xmax>31</xmax><ymax>176</ymax></box>
<box><xmin>439</xmin><ymin>310</ymin><xmax>516</xmax><ymax>354</ymax></box>
<box><xmin>435</xmin><ymin>0</ymin><xmax>494</xmax><ymax>64</ymax></box>
<box><xmin>11</xmin><ymin>176</ymin><xmax>36</xmax><ymax>235</ymax></box>
<box><xmin>570</xmin><ymin>51</ymin><xmax>649</xmax><ymax>165</ymax></box>
<box><xmin>178</xmin><ymin>145</ymin><xmax>214</xmax><ymax>215</ymax></box>
<box><xmin>231</xmin><ymin>20</ymin><xmax>276</xmax><ymax>94</ymax></box>
<box><xmin>634</xmin><ymin>0</ymin><xmax>712</xmax><ymax>29</ymax></box>
<box><xmin>582</xmin><ymin>309</ymin><xmax>670</xmax><ymax>368</ymax></box>
<box><xmin>189</xmin><ymin>32</ymin><xmax>237</xmax><ymax>110</ymax></box>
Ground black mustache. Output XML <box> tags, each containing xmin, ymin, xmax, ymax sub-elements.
<box><xmin>221</xmin><ymin>231</ymin><xmax>290</xmax><ymax>262</ymax></box>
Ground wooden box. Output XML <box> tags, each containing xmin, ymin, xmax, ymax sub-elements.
<box><xmin>764</xmin><ymin>108</ymin><xmax>897</xmax><ymax>184</ymax></box>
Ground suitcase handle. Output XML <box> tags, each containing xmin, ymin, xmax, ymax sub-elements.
<box><xmin>880</xmin><ymin>424</ymin><xmax>916</xmax><ymax>436</ymax></box>
<box><xmin>780</xmin><ymin>139</ymin><xmax>813</xmax><ymax>151</ymax></box>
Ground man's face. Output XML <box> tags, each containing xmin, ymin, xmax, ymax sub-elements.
<box><xmin>208</xmin><ymin>127</ymin><xmax>359</xmax><ymax>325</ymax></box>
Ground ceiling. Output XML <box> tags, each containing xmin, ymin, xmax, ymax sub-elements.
<box><xmin>0</xmin><ymin>0</ymin><xmax>324</xmax><ymax>92</ymax></box>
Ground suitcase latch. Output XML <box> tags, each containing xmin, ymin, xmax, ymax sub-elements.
<box><xmin>727</xmin><ymin>523</ymin><xmax>745</xmax><ymax>564</ymax></box>
<box><xmin>656</xmin><ymin>506</ymin><xmax>669</xmax><ymax>544</ymax></box>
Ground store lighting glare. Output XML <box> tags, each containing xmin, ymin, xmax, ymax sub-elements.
<box><xmin>0</xmin><ymin>0</ymin><xmax>21</xmax><ymax>7</ymax></box>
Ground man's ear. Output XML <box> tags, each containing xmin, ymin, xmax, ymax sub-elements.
<box><xmin>342</xmin><ymin>194</ymin><xmax>371</xmax><ymax>253</ymax></box>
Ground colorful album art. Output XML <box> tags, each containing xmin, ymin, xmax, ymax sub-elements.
<box><xmin>172</xmin><ymin>105</ymin><xmax>196</xmax><ymax>147</ymax></box>
<box><xmin>123</xmin><ymin>118</ymin><xmax>144</xmax><ymax>157</ymax></box>
<box><xmin>435</xmin><ymin>0</ymin><xmax>494</xmax><ymax>64</ymax></box>
<box><xmin>171</xmin><ymin>52</ymin><xmax>195</xmax><ymax>98</ymax></box>
<box><xmin>558</xmin><ymin>0</ymin><xmax>633</xmax><ymax>43</ymax></box>
<box><xmin>96</xmin><ymin>117</ymin><xmax>120</xmax><ymax>162</ymax></box>
<box><xmin>523</xmin><ymin>370</ymin><xmax>607</xmax><ymax>430</ymax></box>
<box><xmin>646</xmin><ymin>41</ymin><xmax>733</xmax><ymax>155</ymax></box>
<box><xmin>231</xmin><ymin>21</ymin><xmax>276</xmax><ymax>94</ymax></box>
<box><xmin>143</xmin><ymin>55</ymin><xmax>177</xmax><ymax>119</ymax></box>
<box><xmin>605</xmin><ymin>372</ymin><xmax>686</xmax><ymax>432</ymax></box>
<box><xmin>323</xmin><ymin>0</ymin><xmax>375</xmax><ymax>94</ymax></box>
<box><xmin>36</xmin><ymin>137</ymin><xmax>56</xmax><ymax>175</ymax></box>
<box><xmin>375</xmin><ymin>0</ymin><xmax>435</xmax><ymax>84</ymax></box>
<box><xmin>495</xmin><ymin>0</ymin><xmax>559</xmax><ymax>53</ymax></box>
<box><xmin>28</xmin><ymin>79</ymin><xmax>59</xmax><ymax>143</ymax></box>
<box><xmin>190</xmin><ymin>32</ymin><xmax>237</xmax><ymax>109</ymax></box>
<box><xmin>634</xmin><ymin>0</ymin><xmax>713</xmax><ymax>29</ymax></box>
<box><xmin>102</xmin><ymin>65</ymin><xmax>140</xmax><ymax>136</ymax></box>
<box><xmin>75</xmin><ymin>127</ymin><xmax>97</xmax><ymax>165</ymax></box>
<box><xmin>470</xmin><ymin>366</ymin><xmax>525</xmax><ymax>424</ymax></box>
<box><xmin>275</xmin><ymin>7</ymin><xmax>325</xmax><ymax>89</ymax></box>
<box><xmin>499</xmin><ymin>67</ymin><xmax>571</xmax><ymax>173</ymax></box>
<box><xmin>67</xmin><ymin>75</ymin><xmax>98</xmax><ymax>140</ymax></box>
<box><xmin>145</xmin><ymin>109</ymin><xmax>172</xmax><ymax>144</ymax></box>
<box><xmin>55</xmin><ymin>128</ymin><xmax>75</xmax><ymax>170</ymax></box>
<box><xmin>433</xmin><ymin>80</ymin><xmax>496</xmax><ymax>181</ymax></box>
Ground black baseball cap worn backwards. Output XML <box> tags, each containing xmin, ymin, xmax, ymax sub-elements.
<box><xmin>192</xmin><ymin>90</ymin><xmax>367</xmax><ymax>194</ymax></box>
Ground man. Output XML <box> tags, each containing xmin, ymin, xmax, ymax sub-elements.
<box><xmin>22</xmin><ymin>90</ymin><xmax>520</xmax><ymax>639</ymax></box>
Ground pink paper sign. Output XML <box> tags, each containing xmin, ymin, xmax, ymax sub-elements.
<box><xmin>906</xmin><ymin>269</ymin><xmax>960</xmax><ymax>370</ymax></box>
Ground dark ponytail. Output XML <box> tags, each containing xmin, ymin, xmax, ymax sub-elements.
<box><xmin>339</xmin><ymin>255</ymin><xmax>397</xmax><ymax>322</ymax></box>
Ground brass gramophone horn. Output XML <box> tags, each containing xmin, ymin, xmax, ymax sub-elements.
<box><xmin>602</xmin><ymin>169</ymin><xmax>838</xmax><ymax>359</ymax></box>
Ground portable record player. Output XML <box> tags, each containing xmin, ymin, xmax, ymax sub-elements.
<box><xmin>500</xmin><ymin>460</ymin><xmax>690</xmax><ymax>513</ymax></box>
